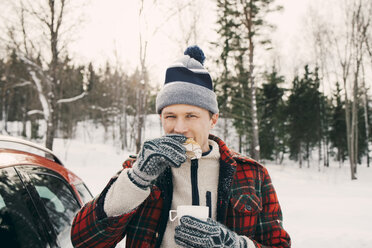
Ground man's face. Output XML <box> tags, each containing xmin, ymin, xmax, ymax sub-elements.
<box><xmin>160</xmin><ymin>104</ymin><xmax>219</xmax><ymax>152</ymax></box>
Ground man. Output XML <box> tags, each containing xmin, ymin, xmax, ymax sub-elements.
<box><xmin>71</xmin><ymin>46</ymin><xmax>291</xmax><ymax>248</ymax></box>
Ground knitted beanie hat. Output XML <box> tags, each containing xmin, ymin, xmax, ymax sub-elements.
<box><xmin>156</xmin><ymin>45</ymin><xmax>219</xmax><ymax>114</ymax></box>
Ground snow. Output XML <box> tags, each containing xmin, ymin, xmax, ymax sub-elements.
<box><xmin>5</xmin><ymin>116</ymin><xmax>372</xmax><ymax>247</ymax></box>
<box><xmin>266</xmin><ymin>163</ymin><xmax>372</xmax><ymax>248</ymax></box>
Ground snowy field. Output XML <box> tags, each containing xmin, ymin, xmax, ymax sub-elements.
<box><xmin>5</xmin><ymin>117</ymin><xmax>372</xmax><ymax>247</ymax></box>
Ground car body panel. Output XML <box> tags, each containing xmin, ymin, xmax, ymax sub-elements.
<box><xmin>0</xmin><ymin>148</ymin><xmax>83</xmax><ymax>187</ymax></box>
<box><xmin>0</xmin><ymin>136</ymin><xmax>93</xmax><ymax>247</ymax></box>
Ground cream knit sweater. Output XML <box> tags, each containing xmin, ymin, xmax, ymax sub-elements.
<box><xmin>161</xmin><ymin>139</ymin><xmax>220</xmax><ymax>247</ymax></box>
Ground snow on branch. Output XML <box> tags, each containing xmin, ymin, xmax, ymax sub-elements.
<box><xmin>57</xmin><ymin>91</ymin><xmax>88</xmax><ymax>104</ymax></box>
<box><xmin>11</xmin><ymin>81</ymin><xmax>32</xmax><ymax>88</ymax></box>
<box><xmin>27</xmin><ymin>110</ymin><xmax>44</xmax><ymax>116</ymax></box>
<box><xmin>90</xmin><ymin>105</ymin><xmax>120</xmax><ymax>114</ymax></box>
<box><xmin>18</xmin><ymin>54</ymin><xmax>43</xmax><ymax>71</ymax></box>
<box><xmin>29</xmin><ymin>71</ymin><xmax>50</xmax><ymax>121</ymax></box>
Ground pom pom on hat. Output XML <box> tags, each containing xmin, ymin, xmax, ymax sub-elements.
<box><xmin>184</xmin><ymin>45</ymin><xmax>206</xmax><ymax>65</ymax></box>
<box><xmin>156</xmin><ymin>45</ymin><xmax>219</xmax><ymax>114</ymax></box>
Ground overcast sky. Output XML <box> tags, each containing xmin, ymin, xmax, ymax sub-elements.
<box><xmin>0</xmin><ymin>0</ymin><xmax>322</xmax><ymax>87</ymax></box>
<box><xmin>67</xmin><ymin>0</ymin><xmax>315</xmax><ymax>86</ymax></box>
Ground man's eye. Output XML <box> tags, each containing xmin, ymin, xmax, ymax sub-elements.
<box><xmin>187</xmin><ymin>114</ymin><xmax>197</xmax><ymax>118</ymax></box>
<box><xmin>165</xmin><ymin>116</ymin><xmax>176</xmax><ymax>119</ymax></box>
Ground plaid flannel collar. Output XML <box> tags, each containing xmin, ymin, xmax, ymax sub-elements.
<box><xmin>208</xmin><ymin>134</ymin><xmax>237</xmax><ymax>223</ymax></box>
<box><xmin>208</xmin><ymin>134</ymin><xmax>238</xmax><ymax>167</ymax></box>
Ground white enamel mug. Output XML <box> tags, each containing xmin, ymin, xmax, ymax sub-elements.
<box><xmin>169</xmin><ymin>205</ymin><xmax>209</xmax><ymax>224</ymax></box>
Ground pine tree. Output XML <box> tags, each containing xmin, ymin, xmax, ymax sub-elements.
<box><xmin>57</xmin><ymin>57</ymin><xmax>86</xmax><ymax>139</ymax></box>
<box><xmin>329</xmin><ymin>82</ymin><xmax>348</xmax><ymax>164</ymax></box>
<box><xmin>2</xmin><ymin>50</ymin><xmax>37</xmax><ymax>136</ymax></box>
<box><xmin>213</xmin><ymin>0</ymin><xmax>238</xmax><ymax>142</ymax></box>
<box><xmin>258</xmin><ymin>66</ymin><xmax>285</xmax><ymax>161</ymax></box>
<box><xmin>231</xmin><ymin>45</ymin><xmax>251</xmax><ymax>153</ymax></box>
<box><xmin>214</xmin><ymin>0</ymin><xmax>282</xmax><ymax>159</ymax></box>
<box><xmin>287</xmin><ymin>65</ymin><xmax>322</xmax><ymax>167</ymax></box>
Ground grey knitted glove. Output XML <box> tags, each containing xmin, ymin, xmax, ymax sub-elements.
<box><xmin>127</xmin><ymin>134</ymin><xmax>187</xmax><ymax>189</ymax></box>
<box><xmin>175</xmin><ymin>216</ymin><xmax>248</xmax><ymax>248</ymax></box>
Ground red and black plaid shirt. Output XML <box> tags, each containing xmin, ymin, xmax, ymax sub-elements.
<box><xmin>71</xmin><ymin>135</ymin><xmax>291</xmax><ymax>247</ymax></box>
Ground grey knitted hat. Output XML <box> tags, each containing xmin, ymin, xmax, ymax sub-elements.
<box><xmin>156</xmin><ymin>46</ymin><xmax>219</xmax><ymax>114</ymax></box>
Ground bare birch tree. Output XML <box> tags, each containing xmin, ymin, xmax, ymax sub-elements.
<box><xmin>361</xmin><ymin>63</ymin><xmax>369</xmax><ymax>167</ymax></box>
<box><xmin>332</xmin><ymin>0</ymin><xmax>371</xmax><ymax>179</ymax></box>
<box><xmin>167</xmin><ymin>0</ymin><xmax>206</xmax><ymax>52</ymax></box>
<box><xmin>3</xmin><ymin>0</ymin><xmax>88</xmax><ymax>150</ymax></box>
<box><xmin>234</xmin><ymin>0</ymin><xmax>282</xmax><ymax>160</ymax></box>
<box><xmin>135</xmin><ymin>0</ymin><xmax>195</xmax><ymax>153</ymax></box>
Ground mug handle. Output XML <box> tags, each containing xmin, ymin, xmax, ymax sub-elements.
<box><xmin>169</xmin><ymin>210</ymin><xmax>177</xmax><ymax>221</ymax></box>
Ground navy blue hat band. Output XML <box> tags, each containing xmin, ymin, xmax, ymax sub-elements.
<box><xmin>165</xmin><ymin>67</ymin><xmax>213</xmax><ymax>90</ymax></box>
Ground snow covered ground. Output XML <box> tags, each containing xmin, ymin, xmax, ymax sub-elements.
<box><xmin>266</xmin><ymin>162</ymin><xmax>372</xmax><ymax>248</ymax></box>
<box><xmin>5</xmin><ymin>117</ymin><xmax>372</xmax><ymax>247</ymax></box>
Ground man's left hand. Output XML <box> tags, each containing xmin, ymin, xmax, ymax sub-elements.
<box><xmin>174</xmin><ymin>216</ymin><xmax>248</xmax><ymax>248</ymax></box>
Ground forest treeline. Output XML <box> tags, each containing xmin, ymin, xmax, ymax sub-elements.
<box><xmin>1</xmin><ymin>53</ymin><xmax>369</xmax><ymax>169</ymax></box>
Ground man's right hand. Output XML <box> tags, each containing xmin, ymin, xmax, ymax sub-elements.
<box><xmin>127</xmin><ymin>134</ymin><xmax>187</xmax><ymax>189</ymax></box>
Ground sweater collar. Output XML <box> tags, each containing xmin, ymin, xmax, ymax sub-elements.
<box><xmin>201</xmin><ymin>145</ymin><xmax>213</xmax><ymax>156</ymax></box>
<box><xmin>201</xmin><ymin>140</ymin><xmax>221</xmax><ymax>160</ymax></box>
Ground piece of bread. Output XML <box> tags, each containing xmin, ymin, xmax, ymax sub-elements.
<box><xmin>184</xmin><ymin>138</ymin><xmax>202</xmax><ymax>159</ymax></box>
<box><xmin>184</xmin><ymin>138</ymin><xmax>199</xmax><ymax>146</ymax></box>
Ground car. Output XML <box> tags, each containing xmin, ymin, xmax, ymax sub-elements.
<box><xmin>0</xmin><ymin>135</ymin><xmax>93</xmax><ymax>248</ymax></box>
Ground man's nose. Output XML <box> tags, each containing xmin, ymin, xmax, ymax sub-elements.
<box><xmin>174</xmin><ymin>119</ymin><xmax>188</xmax><ymax>134</ymax></box>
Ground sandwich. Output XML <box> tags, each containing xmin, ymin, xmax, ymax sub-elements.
<box><xmin>184</xmin><ymin>138</ymin><xmax>202</xmax><ymax>160</ymax></box>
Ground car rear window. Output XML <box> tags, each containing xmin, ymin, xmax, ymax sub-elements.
<box><xmin>29</xmin><ymin>172</ymin><xmax>80</xmax><ymax>248</ymax></box>
<box><xmin>0</xmin><ymin>167</ymin><xmax>47</xmax><ymax>248</ymax></box>
<box><xmin>75</xmin><ymin>183</ymin><xmax>93</xmax><ymax>204</ymax></box>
